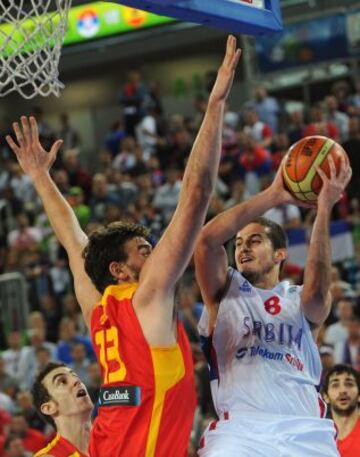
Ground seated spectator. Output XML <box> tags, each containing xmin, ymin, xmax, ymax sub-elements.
<box><xmin>62</xmin><ymin>149</ymin><xmax>92</xmax><ymax>202</ymax></box>
<box><xmin>324</xmin><ymin>95</ymin><xmax>349</xmax><ymax>142</ymax></box>
<box><xmin>236</xmin><ymin>132</ymin><xmax>272</xmax><ymax>197</ymax></box>
<box><xmin>3</xmin><ymin>434</ymin><xmax>32</xmax><ymax>457</ymax></box>
<box><xmin>249</xmin><ymin>85</ymin><xmax>280</xmax><ymax>133</ymax></box>
<box><xmin>69</xmin><ymin>343</ymin><xmax>90</xmax><ymax>386</ymax></box>
<box><xmin>152</xmin><ymin>167</ymin><xmax>181</xmax><ymax>224</ymax></box>
<box><xmin>1</xmin><ymin>332</ymin><xmax>26</xmax><ymax>380</ymax></box>
<box><xmin>224</xmin><ymin>180</ymin><xmax>245</xmax><ymax>209</ymax></box>
<box><xmin>318</xmin><ymin>344</ymin><xmax>335</xmax><ymax>390</ymax></box>
<box><xmin>89</xmin><ymin>173</ymin><xmax>120</xmax><ymax>223</ymax></box>
<box><xmin>51</xmin><ymin>169</ymin><xmax>70</xmax><ymax>195</ymax></box>
<box><xmin>0</xmin><ymin>357</ymin><xmax>17</xmax><ymax>400</ymax></box>
<box><xmin>9</xmin><ymin>412</ymin><xmax>46</xmax><ymax>454</ymax></box>
<box><xmin>112</xmin><ymin>136</ymin><xmax>137</xmax><ymax>172</ymax></box>
<box><xmin>62</xmin><ymin>293</ymin><xmax>87</xmax><ymax>336</ymax></box>
<box><xmin>242</xmin><ymin>108</ymin><xmax>273</xmax><ymax>150</ymax></box>
<box><xmin>17</xmin><ymin>329</ymin><xmax>56</xmax><ymax>390</ymax></box>
<box><xmin>66</xmin><ymin>187</ymin><xmax>90</xmax><ymax>229</ymax></box>
<box><xmin>286</xmin><ymin>109</ymin><xmax>305</xmax><ymax>144</ymax></box>
<box><xmin>303</xmin><ymin>103</ymin><xmax>339</xmax><ymax>140</ymax></box>
<box><xmin>7</xmin><ymin>213</ymin><xmax>42</xmax><ymax>252</ymax></box>
<box><xmin>271</xmin><ymin>132</ymin><xmax>290</xmax><ymax>171</ymax></box>
<box><xmin>325</xmin><ymin>298</ymin><xmax>354</xmax><ymax>346</ymax></box>
<box><xmin>0</xmin><ymin>161</ymin><xmax>36</xmax><ymax>210</ymax></box>
<box><xmin>56</xmin><ymin>318</ymin><xmax>94</xmax><ymax>365</ymax></box>
<box><xmin>334</xmin><ymin>318</ymin><xmax>360</xmax><ymax>368</ymax></box>
<box><xmin>15</xmin><ymin>391</ymin><xmax>45</xmax><ymax>433</ymax></box>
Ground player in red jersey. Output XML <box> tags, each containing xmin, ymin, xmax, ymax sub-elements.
<box><xmin>31</xmin><ymin>362</ymin><xmax>92</xmax><ymax>457</ymax></box>
<box><xmin>7</xmin><ymin>36</ymin><xmax>241</xmax><ymax>456</ymax></box>
<box><xmin>323</xmin><ymin>364</ymin><xmax>360</xmax><ymax>457</ymax></box>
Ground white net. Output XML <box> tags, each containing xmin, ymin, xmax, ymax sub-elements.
<box><xmin>0</xmin><ymin>0</ymin><xmax>72</xmax><ymax>99</ymax></box>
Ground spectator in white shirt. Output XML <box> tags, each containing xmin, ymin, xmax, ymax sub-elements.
<box><xmin>1</xmin><ymin>331</ymin><xmax>26</xmax><ymax>379</ymax></box>
<box><xmin>152</xmin><ymin>167</ymin><xmax>181</xmax><ymax>223</ymax></box>
<box><xmin>325</xmin><ymin>298</ymin><xmax>353</xmax><ymax>346</ymax></box>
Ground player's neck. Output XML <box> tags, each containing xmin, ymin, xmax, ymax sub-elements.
<box><xmin>333</xmin><ymin>409</ymin><xmax>359</xmax><ymax>440</ymax></box>
<box><xmin>55</xmin><ymin>412</ymin><xmax>91</xmax><ymax>454</ymax></box>
<box><xmin>252</xmin><ymin>272</ymin><xmax>280</xmax><ymax>290</ymax></box>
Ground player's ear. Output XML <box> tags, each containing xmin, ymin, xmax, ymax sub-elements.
<box><xmin>322</xmin><ymin>392</ymin><xmax>330</xmax><ymax>404</ymax></box>
<box><xmin>274</xmin><ymin>248</ymin><xmax>287</xmax><ymax>264</ymax></box>
<box><xmin>41</xmin><ymin>400</ymin><xmax>58</xmax><ymax>417</ymax></box>
<box><xmin>109</xmin><ymin>261</ymin><xmax>128</xmax><ymax>281</ymax></box>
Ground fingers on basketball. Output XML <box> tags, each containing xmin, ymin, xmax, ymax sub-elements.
<box><xmin>327</xmin><ymin>155</ymin><xmax>336</xmax><ymax>180</ymax></box>
<box><xmin>315</xmin><ymin>165</ymin><xmax>327</xmax><ymax>183</ymax></box>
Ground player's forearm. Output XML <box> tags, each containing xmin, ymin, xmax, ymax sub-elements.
<box><xmin>200</xmin><ymin>186</ymin><xmax>283</xmax><ymax>247</ymax></box>
<box><xmin>32</xmin><ymin>172</ymin><xmax>88</xmax><ymax>252</ymax></box>
<box><xmin>180</xmin><ymin>98</ymin><xmax>225</xmax><ymax>200</ymax></box>
<box><xmin>302</xmin><ymin>207</ymin><xmax>332</xmax><ymax>324</ymax></box>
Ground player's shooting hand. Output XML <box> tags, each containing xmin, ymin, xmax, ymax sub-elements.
<box><xmin>209</xmin><ymin>35</ymin><xmax>241</xmax><ymax>104</ymax></box>
<box><xmin>269</xmin><ymin>161</ymin><xmax>316</xmax><ymax>209</ymax></box>
<box><xmin>316</xmin><ymin>154</ymin><xmax>352</xmax><ymax>210</ymax></box>
<box><xmin>5</xmin><ymin>116</ymin><xmax>63</xmax><ymax>179</ymax></box>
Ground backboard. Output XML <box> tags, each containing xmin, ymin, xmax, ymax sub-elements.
<box><xmin>107</xmin><ymin>0</ymin><xmax>283</xmax><ymax>35</ymax></box>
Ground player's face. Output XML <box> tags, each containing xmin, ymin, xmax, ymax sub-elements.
<box><xmin>41</xmin><ymin>367</ymin><xmax>93</xmax><ymax>419</ymax></box>
<box><xmin>120</xmin><ymin>236</ymin><xmax>153</xmax><ymax>281</ymax></box>
<box><xmin>326</xmin><ymin>372</ymin><xmax>359</xmax><ymax>416</ymax></box>
<box><xmin>235</xmin><ymin>223</ymin><xmax>284</xmax><ymax>285</ymax></box>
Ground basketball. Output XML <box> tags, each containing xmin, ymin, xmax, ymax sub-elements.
<box><xmin>282</xmin><ymin>136</ymin><xmax>348</xmax><ymax>202</ymax></box>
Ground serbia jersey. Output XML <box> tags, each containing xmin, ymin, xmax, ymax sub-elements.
<box><xmin>198</xmin><ymin>268</ymin><xmax>339</xmax><ymax>457</ymax></box>
<box><xmin>89</xmin><ymin>282</ymin><xmax>196</xmax><ymax>457</ymax></box>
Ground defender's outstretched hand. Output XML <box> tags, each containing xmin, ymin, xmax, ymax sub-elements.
<box><xmin>316</xmin><ymin>154</ymin><xmax>352</xmax><ymax>210</ymax></box>
<box><xmin>6</xmin><ymin>116</ymin><xmax>63</xmax><ymax>179</ymax></box>
<box><xmin>209</xmin><ymin>35</ymin><xmax>242</xmax><ymax>103</ymax></box>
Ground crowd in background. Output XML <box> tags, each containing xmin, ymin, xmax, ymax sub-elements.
<box><xmin>0</xmin><ymin>71</ymin><xmax>359</xmax><ymax>457</ymax></box>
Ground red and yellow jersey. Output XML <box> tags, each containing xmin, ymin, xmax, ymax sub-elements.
<box><xmin>34</xmin><ymin>434</ymin><xmax>87</xmax><ymax>457</ymax></box>
<box><xmin>89</xmin><ymin>283</ymin><xmax>196</xmax><ymax>457</ymax></box>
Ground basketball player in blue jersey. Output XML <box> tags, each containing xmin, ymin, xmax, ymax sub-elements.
<box><xmin>194</xmin><ymin>154</ymin><xmax>352</xmax><ymax>456</ymax></box>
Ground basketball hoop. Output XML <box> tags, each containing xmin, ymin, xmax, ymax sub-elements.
<box><xmin>0</xmin><ymin>0</ymin><xmax>72</xmax><ymax>99</ymax></box>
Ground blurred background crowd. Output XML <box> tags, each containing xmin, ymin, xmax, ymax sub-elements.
<box><xmin>0</xmin><ymin>69</ymin><xmax>359</xmax><ymax>457</ymax></box>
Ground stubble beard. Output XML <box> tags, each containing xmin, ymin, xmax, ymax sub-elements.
<box><xmin>332</xmin><ymin>398</ymin><xmax>359</xmax><ymax>417</ymax></box>
<box><xmin>241</xmin><ymin>262</ymin><xmax>274</xmax><ymax>287</ymax></box>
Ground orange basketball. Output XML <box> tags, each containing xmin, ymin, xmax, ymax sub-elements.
<box><xmin>282</xmin><ymin>136</ymin><xmax>348</xmax><ymax>202</ymax></box>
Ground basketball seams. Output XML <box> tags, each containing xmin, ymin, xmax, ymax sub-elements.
<box><xmin>297</xmin><ymin>138</ymin><xmax>334</xmax><ymax>201</ymax></box>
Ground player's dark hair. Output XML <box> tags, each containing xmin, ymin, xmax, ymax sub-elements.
<box><xmin>31</xmin><ymin>362</ymin><xmax>67</xmax><ymax>430</ymax></box>
<box><xmin>251</xmin><ymin>217</ymin><xmax>288</xmax><ymax>250</ymax></box>
<box><xmin>322</xmin><ymin>364</ymin><xmax>360</xmax><ymax>394</ymax></box>
<box><xmin>83</xmin><ymin>221</ymin><xmax>150</xmax><ymax>293</ymax></box>
<box><xmin>249</xmin><ymin>217</ymin><xmax>288</xmax><ymax>271</ymax></box>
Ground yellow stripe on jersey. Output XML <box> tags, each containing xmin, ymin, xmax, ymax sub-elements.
<box><xmin>69</xmin><ymin>453</ymin><xmax>80</xmax><ymax>457</ymax></box>
<box><xmin>34</xmin><ymin>434</ymin><xmax>61</xmax><ymax>457</ymax></box>
<box><xmin>145</xmin><ymin>345</ymin><xmax>185</xmax><ymax>457</ymax></box>
<box><xmin>99</xmin><ymin>283</ymin><xmax>138</xmax><ymax>324</ymax></box>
